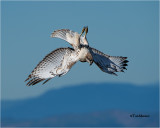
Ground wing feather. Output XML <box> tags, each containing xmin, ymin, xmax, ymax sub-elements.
<box><xmin>89</xmin><ymin>47</ymin><xmax>129</xmax><ymax>75</ymax></box>
<box><xmin>25</xmin><ymin>47</ymin><xmax>77</xmax><ymax>86</ymax></box>
<box><xmin>51</xmin><ymin>29</ymin><xmax>79</xmax><ymax>46</ymax></box>
<box><xmin>51</xmin><ymin>29</ymin><xmax>87</xmax><ymax>48</ymax></box>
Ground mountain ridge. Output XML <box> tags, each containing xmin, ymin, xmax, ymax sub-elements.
<box><xmin>2</xmin><ymin>82</ymin><xmax>159</xmax><ymax>119</ymax></box>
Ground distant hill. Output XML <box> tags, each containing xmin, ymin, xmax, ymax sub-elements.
<box><xmin>1</xmin><ymin>82</ymin><xmax>159</xmax><ymax>127</ymax></box>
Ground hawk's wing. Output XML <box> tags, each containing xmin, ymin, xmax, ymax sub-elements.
<box><xmin>89</xmin><ymin>47</ymin><xmax>128</xmax><ymax>75</ymax></box>
<box><xmin>25</xmin><ymin>48</ymin><xmax>77</xmax><ymax>86</ymax></box>
<box><xmin>51</xmin><ymin>29</ymin><xmax>85</xmax><ymax>47</ymax></box>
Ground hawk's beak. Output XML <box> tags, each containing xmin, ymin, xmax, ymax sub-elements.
<box><xmin>90</xmin><ymin>60</ymin><xmax>93</xmax><ymax>66</ymax></box>
<box><xmin>86</xmin><ymin>58</ymin><xmax>93</xmax><ymax>66</ymax></box>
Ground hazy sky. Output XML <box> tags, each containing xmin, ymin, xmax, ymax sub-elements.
<box><xmin>1</xmin><ymin>1</ymin><xmax>159</xmax><ymax>100</ymax></box>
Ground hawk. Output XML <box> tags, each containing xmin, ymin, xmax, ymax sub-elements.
<box><xmin>25</xmin><ymin>27</ymin><xmax>128</xmax><ymax>86</ymax></box>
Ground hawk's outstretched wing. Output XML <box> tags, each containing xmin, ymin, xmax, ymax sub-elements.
<box><xmin>51</xmin><ymin>29</ymin><xmax>80</xmax><ymax>48</ymax></box>
<box><xmin>51</xmin><ymin>29</ymin><xmax>86</xmax><ymax>48</ymax></box>
<box><xmin>25</xmin><ymin>48</ymin><xmax>77</xmax><ymax>86</ymax></box>
<box><xmin>89</xmin><ymin>47</ymin><xmax>128</xmax><ymax>76</ymax></box>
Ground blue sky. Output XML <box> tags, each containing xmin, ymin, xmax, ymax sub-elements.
<box><xmin>1</xmin><ymin>1</ymin><xmax>159</xmax><ymax>100</ymax></box>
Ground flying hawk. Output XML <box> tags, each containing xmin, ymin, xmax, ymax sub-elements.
<box><xmin>25</xmin><ymin>27</ymin><xmax>128</xmax><ymax>86</ymax></box>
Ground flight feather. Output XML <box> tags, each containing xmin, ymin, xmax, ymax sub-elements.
<box><xmin>89</xmin><ymin>47</ymin><xmax>128</xmax><ymax>75</ymax></box>
<box><xmin>25</xmin><ymin>48</ymin><xmax>77</xmax><ymax>86</ymax></box>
